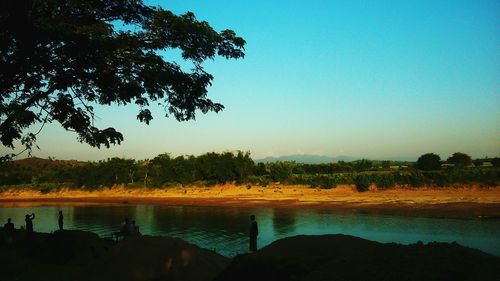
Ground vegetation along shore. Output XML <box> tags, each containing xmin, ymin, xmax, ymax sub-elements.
<box><xmin>1</xmin><ymin>151</ymin><xmax>499</xmax><ymax>218</ymax></box>
<box><xmin>1</xmin><ymin>152</ymin><xmax>498</xmax><ymax>191</ymax></box>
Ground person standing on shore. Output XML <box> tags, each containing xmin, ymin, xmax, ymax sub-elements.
<box><xmin>131</xmin><ymin>220</ymin><xmax>141</xmax><ymax>236</ymax></box>
<box><xmin>249</xmin><ymin>215</ymin><xmax>258</xmax><ymax>252</ymax></box>
<box><xmin>121</xmin><ymin>218</ymin><xmax>131</xmax><ymax>236</ymax></box>
<box><xmin>25</xmin><ymin>213</ymin><xmax>35</xmax><ymax>236</ymax></box>
<box><xmin>4</xmin><ymin>218</ymin><xmax>15</xmax><ymax>244</ymax></box>
<box><xmin>58</xmin><ymin>211</ymin><xmax>64</xmax><ymax>231</ymax></box>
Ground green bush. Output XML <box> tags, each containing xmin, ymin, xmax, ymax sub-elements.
<box><xmin>374</xmin><ymin>173</ymin><xmax>396</xmax><ymax>189</ymax></box>
<box><xmin>321</xmin><ymin>174</ymin><xmax>350</xmax><ymax>189</ymax></box>
<box><xmin>258</xmin><ymin>176</ymin><xmax>271</xmax><ymax>187</ymax></box>
<box><xmin>319</xmin><ymin>176</ymin><xmax>337</xmax><ymax>189</ymax></box>
<box><xmin>431</xmin><ymin>172</ymin><xmax>452</xmax><ymax>187</ymax></box>
<box><xmin>353</xmin><ymin>174</ymin><xmax>371</xmax><ymax>192</ymax></box>
<box><xmin>309</xmin><ymin>180</ymin><xmax>318</xmax><ymax>189</ymax></box>
<box><xmin>408</xmin><ymin>172</ymin><xmax>428</xmax><ymax>187</ymax></box>
<box><xmin>418</xmin><ymin>168</ymin><xmax>500</xmax><ymax>187</ymax></box>
<box><xmin>247</xmin><ymin>176</ymin><xmax>261</xmax><ymax>185</ymax></box>
<box><xmin>269</xmin><ymin>161</ymin><xmax>294</xmax><ymax>182</ymax></box>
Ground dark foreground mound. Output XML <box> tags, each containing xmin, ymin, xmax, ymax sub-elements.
<box><xmin>0</xmin><ymin>229</ymin><xmax>229</xmax><ymax>281</ymax></box>
<box><xmin>86</xmin><ymin>235</ymin><xmax>230</xmax><ymax>281</ymax></box>
<box><xmin>215</xmin><ymin>234</ymin><xmax>500</xmax><ymax>281</ymax></box>
<box><xmin>2</xmin><ymin>230</ymin><xmax>499</xmax><ymax>281</ymax></box>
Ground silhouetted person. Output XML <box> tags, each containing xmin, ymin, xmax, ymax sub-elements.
<box><xmin>58</xmin><ymin>211</ymin><xmax>64</xmax><ymax>231</ymax></box>
<box><xmin>25</xmin><ymin>213</ymin><xmax>35</xmax><ymax>236</ymax></box>
<box><xmin>4</xmin><ymin>218</ymin><xmax>14</xmax><ymax>234</ymax></box>
<box><xmin>4</xmin><ymin>218</ymin><xmax>14</xmax><ymax>244</ymax></box>
<box><xmin>249</xmin><ymin>215</ymin><xmax>258</xmax><ymax>252</ymax></box>
<box><xmin>121</xmin><ymin>218</ymin><xmax>131</xmax><ymax>236</ymax></box>
<box><xmin>131</xmin><ymin>220</ymin><xmax>141</xmax><ymax>236</ymax></box>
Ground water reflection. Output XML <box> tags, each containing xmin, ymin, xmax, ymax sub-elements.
<box><xmin>1</xmin><ymin>204</ymin><xmax>499</xmax><ymax>257</ymax></box>
<box><xmin>272</xmin><ymin>208</ymin><xmax>297</xmax><ymax>235</ymax></box>
<box><xmin>72</xmin><ymin>205</ymin><xmax>138</xmax><ymax>229</ymax></box>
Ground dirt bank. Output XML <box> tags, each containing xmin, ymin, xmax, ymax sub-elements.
<box><xmin>1</xmin><ymin>184</ymin><xmax>500</xmax><ymax>218</ymax></box>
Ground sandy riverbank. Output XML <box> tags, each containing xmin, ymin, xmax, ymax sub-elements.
<box><xmin>1</xmin><ymin>184</ymin><xmax>500</xmax><ymax>218</ymax></box>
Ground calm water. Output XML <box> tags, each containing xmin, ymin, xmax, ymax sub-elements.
<box><xmin>1</xmin><ymin>204</ymin><xmax>499</xmax><ymax>257</ymax></box>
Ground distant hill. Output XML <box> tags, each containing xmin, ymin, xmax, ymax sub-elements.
<box><xmin>11</xmin><ymin>157</ymin><xmax>79</xmax><ymax>169</ymax></box>
<box><xmin>255</xmin><ymin>155</ymin><xmax>416</xmax><ymax>164</ymax></box>
<box><xmin>255</xmin><ymin>155</ymin><xmax>357</xmax><ymax>164</ymax></box>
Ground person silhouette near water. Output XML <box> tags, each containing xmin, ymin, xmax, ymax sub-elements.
<box><xmin>4</xmin><ymin>218</ymin><xmax>15</xmax><ymax>244</ymax></box>
<box><xmin>58</xmin><ymin>211</ymin><xmax>64</xmax><ymax>231</ymax></box>
<box><xmin>249</xmin><ymin>215</ymin><xmax>258</xmax><ymax>252</ymax></box>
<box><xmin>25</xmin><ymin>213</ymin><xmax>35</xmax><ymax>236</ymax></box>
<box><xmin>121</xmin><ymin>218</ymin><xmax>131</xmax><ymax>236</ymax></box>
<box><xmin>131</xmin><ymin>220</ymin><xmax>141</xmax><ymax>236</ymax></box>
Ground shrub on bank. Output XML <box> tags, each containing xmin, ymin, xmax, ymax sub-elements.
<box><xmin>408</xmin><ymin>172</ymin><xmax>428</xmax><ymax>187</ymax></box>
<box><xmin>353</xmin><ymin>174</ymin><xmax>371</xmax><ymax>192</ymax></box>
<box><xmin>374</xmin><ymin>173</ymin><xmax>396</xmax><ymax>189</ymax></box>
<box><xmin>247</xmin><ymin>175</ymin><xmax>271</xmax><ymax>187</ymax></box>
<box><xmin>296</xmin><ymin>174</ymin><xmax>350</xmax><ymax>189</ymax></box>
<box><xmin>318</xmin><ymin>176</ymin><xmax>337</xmax><ymax>189</ymax></box>
<box><xmin>322</xmin><ymin>174</ymin><xmax>351</xmax><ymax>189</ymax></box>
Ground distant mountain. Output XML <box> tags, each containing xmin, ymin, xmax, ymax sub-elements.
<box><xmin>254</xmin><ymin>155</ymin><xmax>357</xmax><ymax>164</ymax></box>
<box><xmin>255</xmin><ymin>154</ymin><xmax>417</xmax><ymax>164</ymax></box>
<box><xmin>12</xmin><ymin>157</ymin><xmax>79</xmax><ymax>168</ymax></box>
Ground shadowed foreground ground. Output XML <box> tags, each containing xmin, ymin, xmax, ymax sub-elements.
<box><xmin>0</xmin><ymin>229</ymin><xmax>229</xmax><ymax>281</ymax></box>
<box><xmin>216</xmin><ymin>234</ymin><xmax>500</xmax><ymax>281</ymax></box>
<box><xmin>1</xmin><ymin>229</ymin><xmax>499</xmax><ymax>281</ymax></box>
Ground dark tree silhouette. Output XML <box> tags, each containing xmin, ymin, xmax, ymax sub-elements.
<box><xmin>416</xmin><ymin>153</ymin><xmax>441</xmax><ymax>171</ymax></box>
<box><xmin>0</xmin><ymin>0</ymin><xmax>245</xmax><ymax>159</ymax></box>
<box><xmin>447</xmin><ymin>152</ymin><xmax>472</xmax><ymax>167</ymax></box>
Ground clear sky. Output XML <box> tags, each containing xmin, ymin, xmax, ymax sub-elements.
<box><xmin>3</xmin><ymin>0</ymin><xmax>499</xmax><ymax>161</ymax></box>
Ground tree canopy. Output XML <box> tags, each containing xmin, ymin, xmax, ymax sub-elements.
<box><xmin>0</xmin><ymin>0</ymin><xmax>245</xmax><ymax>159</ymax></box>
<box><xmin>1</xmin><ymin>152</ymin><xmax>498</xmax><ymax>189</ymax></box>
<box><xmin>416</xmin><ymin>153</ymin><xmax>441</xmax><ymax>171</ymax></box>
<box><xmin>447</xmin><ymin>152</ymin><xmax>472</xmax><ymax>167</ymax></box>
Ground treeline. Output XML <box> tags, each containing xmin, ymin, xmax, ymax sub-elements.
<box><xmin>0</xmin><ymin>151</ymin><xmax>254</xmax><ymax>188</ymax></box>
<box><xmin>250</xmin><ymin>158</ymin><xmax>500</xmax><ymax>191</ymax></box>
<box><xmin>0</xmin><ymin>152</ymin><xmax>499</xmax><ymax>192</ymax></box>
<box><xmin>269</xmin><ymin>168</ymin><xmax>500</xmax><ymax>191</ymax></box>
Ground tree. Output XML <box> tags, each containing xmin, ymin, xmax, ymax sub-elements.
<box><xmin>353</xmin><ymin>159</ymin><xmax>372</xmax><ymax>171</ymax></box>
<box><xmin>353</xmin><ymin>174</ymin><xmax>371</xmax><ymax>192</ymax></box>
<box><xmin>416</xmin><ymin>153</ymin><xmax>441</xmax><ymax>171</ymax></box>
<box><xmin>254</xmin><ymin>162</ymin><xmax>268</xmax><ymax>176</ymax></box>
<box><xmin>269</xmin><ymin>161</ymin><xmax>294</xmax><ymax>182</ymax></box>
<box><xmin>381</xmin><ymin>160</ymin><xmax>391</xmax><ymax>169</ymax></box>
<box><xmin>0</xmin><ymin>0</ymin><xmax>245</xmax><ymax>159</ymax></box>
<box><xmin>447</xmin><ymin>152</ymin><xmax>472</xmax><ymax>167</ymax></box>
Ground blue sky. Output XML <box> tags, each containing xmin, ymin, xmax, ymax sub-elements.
<box><xmin>3</xmin><ymin>0</ymin><xmax>499</xmax><ymax>160</ymax></box>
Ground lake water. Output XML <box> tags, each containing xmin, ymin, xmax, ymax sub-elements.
<box><xmin>1</xmin><ymin>204</ymin><xmax>499</xmax><ymax>257</ymax></box>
